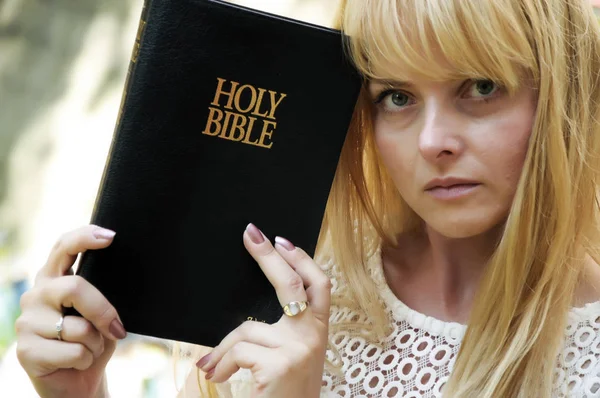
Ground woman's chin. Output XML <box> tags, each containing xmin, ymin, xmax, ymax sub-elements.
<box><xmin>424</xmin><ymin>217</ymin><xmax>501</xmax><ymax>239</ymax></box>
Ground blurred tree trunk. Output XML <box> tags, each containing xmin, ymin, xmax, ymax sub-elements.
<box><xmin>0</xmin><ymin>0</ymin><xmax>138</xmax><ymax>272</ymax></box>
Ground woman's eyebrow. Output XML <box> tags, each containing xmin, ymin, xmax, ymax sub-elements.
<box><xmin>369</xmin><ymin>79</ymin><xmax>410</xmax><ymax>88</ymax></box>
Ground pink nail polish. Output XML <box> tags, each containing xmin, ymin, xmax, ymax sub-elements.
<box><xmin>109</xmin><ymin>319</ymin><xmax>127</xmax><ymax>339</ymax></box>
<box><xmin>205</xmin><ymin>367</ymin><xmax>215</xmax><ymax>380</ymax></box>
<box><xmin>275</xmin><ymin>236</ymin><xmax>295</xmax><ymax>251</ymax></box>
<box><xmin>246</xmin><ymin>223</ymin><xmax>265</xmax><ymax>244</ymax></box>
<box><xmin>93</xmin><ymin>228</ymin><xmax>116</xmax><ymax>240</ymax></box>
<box><xmin>196</xmin><ymin>353</ymin><xmax>212</xmax><ymax>370</ymax></box>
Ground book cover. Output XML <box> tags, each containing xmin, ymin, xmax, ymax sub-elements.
<box><xmin>75</xmin><ymin>0</ymin><xmax>361</xmax><ymax>348</ymax></box>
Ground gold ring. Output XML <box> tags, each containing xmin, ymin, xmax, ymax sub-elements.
<box><xmin>283</xmin><ymin>301</ymin><xmax>308</xmax><ymax>317</ymax></box>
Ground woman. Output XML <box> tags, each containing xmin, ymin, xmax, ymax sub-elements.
<box><xmin>15</xmin><ymin>0</ymin><xmax>600</xmax><ymax>396</ymax></box>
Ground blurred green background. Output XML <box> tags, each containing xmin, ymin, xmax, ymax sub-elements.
<box><xmin>0</xmin><ymin>0</ymin><xmax>599</xmax><ymax>397</ymax></box>
<box><xmin>0</xmin><ymin>0</ymin><xmax>339</xmax><ymax>396</ymax></box>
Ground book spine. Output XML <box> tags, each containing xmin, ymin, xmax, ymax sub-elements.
<box><xmin>81</xmin><ymin>0</ymin><xmax>153</xmax><ymax>265</ymax></box>
<box><xmin>114</xmin><ymin>0</ymin><xmax>151</xmax><ymax>129</ymax></box>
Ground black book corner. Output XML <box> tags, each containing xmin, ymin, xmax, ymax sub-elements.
<box><xmin>73</xmin><ymin>0</ymin><xmax>362</xmax><ymax>348</ymax></box>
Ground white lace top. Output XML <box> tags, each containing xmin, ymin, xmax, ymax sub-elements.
<box><xmin>215</xmin><ymin>246</ymin><xmax>600</xmax><ymax>398</ymax></box>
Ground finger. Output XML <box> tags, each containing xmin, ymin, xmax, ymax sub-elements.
<box><xmin>208</xmin><ymin>341</ymin><xmax>272</xmax><ymax>383</ymax></box>
<box><xmin>39</xmin><ymin>276</ymin><xmax>126</xmax><ymax>341</ymax></box>
<box><xmin>243</xmin><ymin>223</ymin><xmax>307</xmax><ymax>307</ymax></box>
<box><xmin>24</xmin><ymin>309</ymin><xmax>104</xmax><ymax>358</ymax></box>
<box><xmin>37</xmin><ymin>225</ymin><xmax>116</xmax><ymax>281</ymax></box>
<box><xmin>17</xmin><ymin>337</ymin><xmax>95</xmax><ymax>374</ymax></box>
<box><xmin>196</xmin><ymin>320</ymin><xmax>284</xmax><ymax>373</ymax></box>
<box><xmin>273</xmin><ymin>237</ymin><xmax>332</xmax><ymax>321</ymax></box>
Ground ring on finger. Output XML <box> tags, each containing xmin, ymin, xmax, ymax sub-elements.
<box><xmin>55</xmin><ymin>315</ymin><xmax>65</xmax><ymax>341</ymax></box>
<box><xmin>283</xmin><ymin>300</ymin><xmax>308</xmax><ymax>317</ymax></box>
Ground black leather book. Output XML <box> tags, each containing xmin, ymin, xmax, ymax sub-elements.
<box><xmin>74</xmin><ymin>0</ymin><xmax>361</xmax><ymax>348</ymax></box>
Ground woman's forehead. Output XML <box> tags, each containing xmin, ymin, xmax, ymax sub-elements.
<box><xmin>366</xmin><ymin>47</ymin><xmax>465</xmax><ymax>83</ymax></box>
<box><xmin>343</xmin><ymin>0</ymin><xmax>535</xmax><ymax>90</ymax></box>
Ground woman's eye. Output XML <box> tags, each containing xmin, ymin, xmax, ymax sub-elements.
<box><xmin>374</xmin><ymin>90</ymin><xmax>414</xmax><ymax>112</ymax></box>
<box><xmin>466</xmin><ymin>79</ymin><xmax>499</xmax><ymax>98</ymax></box>
<box><xmin>389</xmin><ymin>92</ymin><xmax>410</xmax><ymax>106</ymax></box>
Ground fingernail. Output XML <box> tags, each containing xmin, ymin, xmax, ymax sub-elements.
<box><xmin>109</xmin><ymin>319</ymin><xmax>127</xmax><ymax>339</ymax></box>
<box><xmin>196</xmin><ymin>353</ymin><xmax>212</xmax><ymax>370</ymax></box>
<box><xmin>246</xmin><ymin>223</ymin><xmax>265</xmax><ymax>244</ymax></box>
<box><xmin>275</xmin><ymin>236</ymin><xmax>295</xmax><ymax>251</ymax></box>
<box><xmin>93</xmin><ymin>228</ymin><xmax>116</xmax><ymax>240</ymax></box>
<box><xmin>205</xmin><ymin>367</ymin><xmax>215</xmax><ymax>380</ymax></box>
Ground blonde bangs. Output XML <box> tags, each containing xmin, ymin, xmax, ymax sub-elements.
<box><xmin>341</xmin><ymin>0</ymin><xmax>538</xmax><ymax>92</ymax></box>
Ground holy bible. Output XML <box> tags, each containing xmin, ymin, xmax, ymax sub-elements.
<box><xmin>73</xmin><ymin>0</ymin><xmax>361</xmax><ymax>347</ymax></box>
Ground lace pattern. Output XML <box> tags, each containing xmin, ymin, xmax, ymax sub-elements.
<box><xmin>225</xmin><ymin>247</ymin><xmax>600</xmax><ymax>397</ymax></box>
<box><xmin>320</xmin><ymin>246</ymin><xmax>600</xmax><ymax>397</ymax></box>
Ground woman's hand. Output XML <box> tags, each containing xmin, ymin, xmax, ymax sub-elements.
<box><xmin>15</xmin><ymin>225</ymin><xmax>127</xmax><ymax>398</ymax></box>
<box><xmin>195</xmin><ymin>223</ymin><xmax>331</xmax><ymax>398</ymax></box>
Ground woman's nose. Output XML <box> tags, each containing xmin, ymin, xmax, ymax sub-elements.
<box><xmin>418</xmin><ymin>102</ymin><xmax>465</xmax><ymax>165</ymax></box>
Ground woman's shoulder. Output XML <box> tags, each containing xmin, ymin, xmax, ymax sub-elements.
<box><xmin>565</xmin><ymin>258</ymin><xmax>600</xmax><ymax>336</ymax></box>
<box><xmin>557</xmin><ymin>263</ymin><xmax>600</xmax><ymax>395</ymax></box>
<box><xmin>571</xmin><ymin>255</ymin><xmax>600</xmax><ymax>309</ymax></box>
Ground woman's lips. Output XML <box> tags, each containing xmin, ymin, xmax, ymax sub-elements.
<box><xmin>425</xmin><ymin>183</ymin><xmax>481</xmax><ymax>200</ymax></box>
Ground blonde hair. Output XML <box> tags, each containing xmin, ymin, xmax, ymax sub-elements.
<box><xmin>323</xmin><ymin>0</ymin><xmax>600</xmax><ymax>396</ymax></box>
<box><xmin>184</xmin><ymin>0</ymin><xmax>600</xmax><ymax>396</ymax></box>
